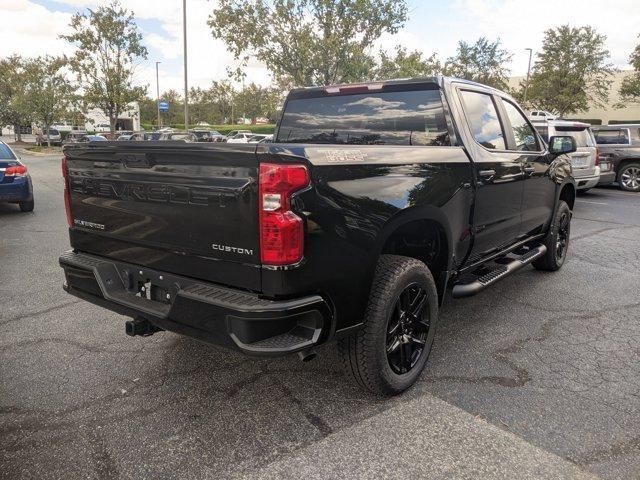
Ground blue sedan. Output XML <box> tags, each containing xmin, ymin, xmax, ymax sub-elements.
<box><xmin>0</xmin><ymin>141</ymin><xmax>34</xmax><ymax>212</ymax></box>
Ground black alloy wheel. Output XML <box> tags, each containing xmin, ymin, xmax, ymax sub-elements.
<box><xmin>555</xmin><ymin>208</ymin><xmax>570</xmax><ymax>263</ymax></box>
<box><xmin>386</xmin><ymin>283</ymin><xmax>430</xmax><ymax>374</ymax></box>
<box><xmin>339</xmin><ymin>254</ymin><xmax>439</xmax><ymax>395</ymax></box>
<box><xmin>533</xmin><ymin>200</ymin><xmax>571</xmax><ymax>271</ymax></box>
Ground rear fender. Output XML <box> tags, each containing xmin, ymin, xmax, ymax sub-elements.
<box><xmin>374</xmin><ymin>206</ymin><xmax>454</xmax><ymax>271</ymax></box>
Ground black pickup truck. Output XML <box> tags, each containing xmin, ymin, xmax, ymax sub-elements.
<box><xmin>60</xmin><ymin>77</ymin><xmax>577</xmax><ymax>395</ymax></box>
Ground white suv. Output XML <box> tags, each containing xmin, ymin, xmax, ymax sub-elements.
<box><xmin>528</xmin><ymin>110</ymin><xmax>557</xmax><ymax>121</ymax></box>
<box><xmin>533</xmin><ymin>120</ymin><xmax>600</xmax><ymax>191</ymax></box>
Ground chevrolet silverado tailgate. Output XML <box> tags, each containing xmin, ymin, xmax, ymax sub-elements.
<box><xmin>64</xmin><ymin>142</ymin><xmax>261</xmax><ymax>291</ymax></box>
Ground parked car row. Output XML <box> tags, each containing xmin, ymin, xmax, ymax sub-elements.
<box><xmin>531</xmin><ymin>118</ymin><xmax>640</xmax><ymax>192</ymax></box>
<box><xmin>33</xmin><ymin>126</ymin><xmax>275</xmax><ymax>146</ymax></box>
<box><xmin>593</xmin><ymin>125</ymin><xmax>640</xmax><ymax>192</ymax></box>
<box><xmin>63</xmin><ymin>132</ymin><xmax>107</xmax><ymax>144</ymax></box>
<box><xmin>112</xmin><ymin>129</ymin><xmax>274</xmax><ymax>144</ymax></box>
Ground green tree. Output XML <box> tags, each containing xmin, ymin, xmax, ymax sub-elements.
<box><xmin>138</xmin><ymin>96</ymin><xmax>157</xmax><ymax>126</ymax></box>
<box><xmin>158</xmin><ymin>89</ymin><xmax>184</xmax><ymax>126</ymax></box>
<box><xmin>189</xmin><ymin>87</ymin><xmax>214</xmax><ymax>125</ymax></box>
<box><xmin>527</xmin><ymin>25</ymin><xmax>614</xmax><ymax>116</ymax></box>
<box><xmin>209</xmin><ymin>80</ymin><xmax>236</xmax><ymax>124</ymax></box>
<box><xmin>23</xmin><ymin>56</ymin><xmax>73</xmax><ymax>146</ymax></box>
<box><xmin>61</xmin><ymin>0</ymin><xmax>148</xmax><ymax>134</ymax></box>
<box><xmin>0</xmin><ymin>56</ymin><xmax>31</xmax><ymax>142</ymax></box>
<box><xmin>235</xmin><ymin>83</ymin><xmax>281</xmax><ymax>123</ymax></box>
<box><xmin>444</xmin><ymin>37</ymin><xmax>513</xmax><ymax>89</ymax></box>
<box><xmin>376</xmin><ymin>46</ymin><xmax>442</xmax><ymax>79</ymax></box>
<box><xmin>619</xmin><ymin>34</ymin><xmax>640</xmax><ymax>105</ymax></box>
<box><xmin>208</xmin><ymin>0</ymin><xmax>407</xmax><ymax>87</ymax></box>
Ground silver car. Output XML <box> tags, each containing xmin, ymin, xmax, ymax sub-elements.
<box><xmin>36</xmin><ymin>128</ymin><xmax>62</xmax><ymax>146</ymax></box>
<box><xmin>533</xmin><ymin>120</ymin><xmax>600</xmax><ymax>191</ymax></box>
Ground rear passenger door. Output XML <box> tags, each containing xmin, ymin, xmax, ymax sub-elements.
<box><xmin>455</xmin><ymin>88</ymin><xmax>525</xmax><ymax>258</ymax></box>
<box><xmin>496</xmin><ymin>97</ymin><xmax>553</xmax><ymax>237</ymax></box>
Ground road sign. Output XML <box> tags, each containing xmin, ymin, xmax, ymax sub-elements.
<box><xmin>158</xmin><ymin>102</ymin><xmax>169</xmax><ymax>112</ymax></box>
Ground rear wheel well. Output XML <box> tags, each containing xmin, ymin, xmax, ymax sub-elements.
<box><xmin>559</xmin><ymin>183</ymin><xmax>576</xmax><ymax>210</ymax></box>
<box><xmin>381</xmin><ymin>219</ymin><xmax>449</xmax><ymax>302</ymax></box>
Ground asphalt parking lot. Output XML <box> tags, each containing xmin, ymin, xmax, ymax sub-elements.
<box><xmin>1</xmin><ymin>153</ymin><xmax>639</xmax><ymax>479</ymax></box>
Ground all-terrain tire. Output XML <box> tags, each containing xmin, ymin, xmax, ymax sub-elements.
<box><xmin>339</xmin><ymin>254</ymin><xmax>438</xmax><ymax>396</ymax></box>
<box><xmin>532</xmin><ymin>200</ymin><xmax>571</xmax><ymax>271</ymax></box>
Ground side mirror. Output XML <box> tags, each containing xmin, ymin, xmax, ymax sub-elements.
<box><xmin>548</xmin><ymin>135</ymin><xmax>576</xmax><ymax>155</ymax></box>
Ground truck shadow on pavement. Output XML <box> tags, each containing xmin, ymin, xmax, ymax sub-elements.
<box><xmin>2</xmin><ymin>238</ymin><xmax>640</xmax><ymax>479</ymax></box>
<box><xmin>0</xmin><ymin>203</ymin><xmax>27</xmax><ymax>216</ymax></box>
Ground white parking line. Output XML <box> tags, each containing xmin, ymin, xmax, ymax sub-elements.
<box><xmin>596</xmin><ymin>190</ymin><xmax>640</xmax><ymax>198</ymax></box>
<box><xmin>576</xmin><ymin>199</ymin><xmax>609</xmax><ymax>205</ymax></box>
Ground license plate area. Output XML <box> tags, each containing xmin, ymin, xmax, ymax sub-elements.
<box><xmin>571</xmin><ymin>156</ymin><xmax>589</xmax><ymax>168</ymax></box>
<box><xmin>127</xmin><ymin>270</ymin><xmax>177</xmax><ymax>305</ymax></box>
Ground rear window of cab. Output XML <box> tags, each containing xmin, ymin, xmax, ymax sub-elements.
<box><xmin>277</xmin><ymin>87</ymin><xmax>450</xmax><ymax>146</ymax></box>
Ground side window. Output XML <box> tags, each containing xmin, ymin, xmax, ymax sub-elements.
<box><xmin>501</xmin><ymin>99</ymin><xmax>540</xmax><ymax>151</ymax></box>
<box><xmin>595</xmin><ymin>129</ymin><xmax>624</xmax><ymax>145</ymax></box>
<box><xmin>619</xmin><ymin>129</ymin><xmax>630</xmax><ymax>144</ymax></box>
<box><xmin>534</xmin><ymin>125</ymin><xmax>549</xmax><ymax>143</ymax></box>
<box><xmin>460</xmin><ymin>90</ymin><xmax>506</xmax><ymax>150</ymax></box>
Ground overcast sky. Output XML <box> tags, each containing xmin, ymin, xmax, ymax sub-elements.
<box><xmin>1</xmin><ymin>0</ymin><xmax>638</xmax><ymax>96</ymax></box>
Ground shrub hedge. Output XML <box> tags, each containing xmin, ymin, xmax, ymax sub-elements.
<box><xmin>608</xmin><ymin>120</ymin><xmax>640</xmax><ymax>125</ymax></box>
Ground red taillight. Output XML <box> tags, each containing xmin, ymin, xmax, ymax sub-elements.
<box><xmin>4</xmin><ymin>165</ymin><xmax>27</xmax><ymax>176</ymax></box>
<box><xmin>259</xmin><ymin>163</ymin><xmax>310</xmax><ymax>265</ymax></box>
<box><xmin>61</xmin><ymin>156</ymin><xmax>73</xmax><ymax>228</ymax></box>
<box><xmin>595</xmin><ymin>147</ymin><xmax>601</xmax><ymax>167</ymax></box>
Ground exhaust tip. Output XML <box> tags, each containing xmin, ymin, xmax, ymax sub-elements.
<box><xmin>125</xmin><ymin>320</ymin><xmax>136</xmax><ymax>336</ymax></box>
<box><xmin>298</xmin><ymin>350</ymin><xmax>317</xmax><ymax>362</ymax></box>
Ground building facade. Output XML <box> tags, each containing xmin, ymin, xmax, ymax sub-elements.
<box><xmin>509</xmin><ymin>70</ymin><xmax>640</xmax><ymax>125</ymax></box>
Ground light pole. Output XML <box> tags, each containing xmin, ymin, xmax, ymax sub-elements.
<box><xmin>155</xmin><ymin>61</ymin><xmax>161</xmax><ymax>128</ymax></box>
<box><xmin>524</xmin><ymin>48</ymin><xmax>533</xmax><ymax>104</ymax></box>
<box><xmin>182</xmin><ymin>0</ymin><xmax>189</xmax><ymax>130</ymax></box>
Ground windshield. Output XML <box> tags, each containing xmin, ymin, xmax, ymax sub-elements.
<box><xmin>276</xmin><ymin>87</ymin><xmax>450</xmax><ymax>145</ymax></box>
<box><xmin>555</xmin><ymin>126</ymin><xmax>595</xmax><ymax>147</ymax></box>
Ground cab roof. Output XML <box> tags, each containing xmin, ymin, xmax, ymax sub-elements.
<box><xmin>288</xmin><ymin>76</ymin><xmax>513</xmax><ymax>101</ymax></box>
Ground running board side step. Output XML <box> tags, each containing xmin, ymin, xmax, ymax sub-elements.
<box><xmin>452</xmin><ymin>245</ymin><xmax>547</xmax><ymax>299</ymax></box>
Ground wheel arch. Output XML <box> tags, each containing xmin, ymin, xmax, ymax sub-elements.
<box><xmin>558</xmin><ymin>181</ymin><xmax>576</xmax><ymax>210</ymax></box>
<box><xmin>374</xmin><ymin>206</ymin><xmax>453</xmax><ymax>304</ymax></box>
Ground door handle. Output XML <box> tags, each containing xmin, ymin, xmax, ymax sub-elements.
<box><xmin>479</xmin><ymin>169</ymin><xmax>496</xmax><ymax>178</ymax></box>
